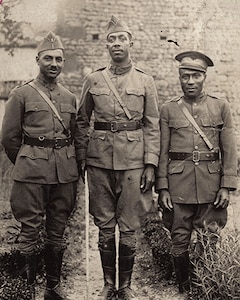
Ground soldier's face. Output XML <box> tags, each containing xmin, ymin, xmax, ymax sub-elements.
<box><xmin>179</xmin><ymin>69</ymin><xmax>206</xmax><ymax>99</ymax></box>
<box><xmin>106</xmin><ymin>31</ymin><xmax>133</xmax><ymax>63</ymax></box>
<box><xmin>36</xmin><ymin>49</ymin><xmax>65</xmax><ymax>80</ymax></box>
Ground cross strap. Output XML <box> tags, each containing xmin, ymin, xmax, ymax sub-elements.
<box><xmin>28</xmin><ymin>81</ymin><xmax>69</xmax><ymax>135</ymax></box>
<box><xmin>177</xmin><ymin>98</ymin><xmax>214</xmax><ymax>150</ymax></box>
<box><xmin>102</xmin><ymin>69</ymin><xmax>133</xmax><ymax>120</ymax></box>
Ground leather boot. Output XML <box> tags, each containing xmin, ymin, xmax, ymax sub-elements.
<box><xmin>173</xmin><ymin>252</ymin><xmax>193</xmax><ymax>299</ymax></box>
<box><xmin>118</xmin><ymin>243</ymin><xmax>136</xmax><ymax>300</ymax></box>
<box><xmin>17</xmin><ymin>251</ymin><xmax>36</xmax><ymax>300</ymax></box>
<box><xmin>44</xmin><ymin>244</ymin><xmax>70</xmax><ymax>300</ymax></box>
<box><xmin>99</xmin><ymin>238</ymin><xmax>117</xmax><ymax>300</ymax></box>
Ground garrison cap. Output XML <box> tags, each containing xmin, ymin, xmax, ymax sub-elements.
<box><xmin>106</xmin><ymin>15</ymin><xmax>132</xmax><ymax>38</ymax></box>
<box><xmin>175</xmin><ymin>51</ymin><xmax>214</xmax><ymax>73</ymax></box>
<box><xmin>37</xmin><ymin>31</ymin><xmax>64</xmax><ymax>54</ymax></box>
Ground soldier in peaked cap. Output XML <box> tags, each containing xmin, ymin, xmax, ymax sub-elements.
<box><xmin>2</xmin><ymin>32</ymin><xmax>78</xmax><ymax>300</ymax></box>
<box><xmin>156</xmin><ymin>50</ymin><xmax>237</xmax><ymax>298</ymax></box>
<box><xmin>75</xmin><ymin>15</ymin><xmax>160</xmax><ymax>300</ymax></box>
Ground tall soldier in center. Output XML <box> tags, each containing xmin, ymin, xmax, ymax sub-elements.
<box><xmin>75</xmin><ymin>15</ymin><xmax>160</xmax><ymax>300</ymax></box>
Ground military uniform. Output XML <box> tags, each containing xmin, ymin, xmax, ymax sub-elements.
<box><xmin>156</xmin><ymin>51</ymin><xmax>237</xmax><ymax>297</ymax></box>
<box><xmin>2</xmin><ymin>32</ymin><xmax>78</xmax><ymax>300</ymax></box>
<box><xmin>75</xmin><ymin>15</ymin><xmax>160</xmax><ymax>300</ymax></box>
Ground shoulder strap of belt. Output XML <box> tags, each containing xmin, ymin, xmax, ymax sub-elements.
<box><xmin>177</xmin><ymin>98</ymin><xmax>214</xmax><ymax>150</ymax></box>
<box><xmin>102</xmin><ymin>69</ymin><xmax>132</xmax><ymax>120</ymax></box>
<box><xmin>28</xmin><ymin>81</ymin><xmax>69</xmax><ymax>135</ymax></box>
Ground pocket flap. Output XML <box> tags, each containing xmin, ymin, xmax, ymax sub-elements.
<box><xmin>207</xmin><ymin>161</ymin><xmax>221</xmax><ymax>173</ymax></box>
<box><xmin>89</xmin><ymin>87</ymin><xmax>110</xmax><ymax>96</ymax></box>
<box><xmin>126</xmin><ymin>130</ymin><xmax>143</xmax><ymax>142</ymax></box>
<box><xmin>201</xmin><ymin>117</ymin><xmax>223</xmax><ymax>127</ymax></box>
<box><xmin>91</xmin><ymin>130</ymin><xmax>107</xmax><ymax>140</ymax></box>
<box><xmin>25</xmin><ymin>102</ymin><xmax>49</xmax><ymax>112</ymax></box>
<box><xmin>169</xmin><ymin>161</ymin><xmax>185</xmax><ymax>174</ymax></box>
<box><xmin>19</xmin><ymin>145</ymin><xmax>48</xmax><ymax>160</ymax></box>
<box><xmin>60</xmin><ymin>103</ymin><xmax>76</xmax><ymax>113</ymax></box>
<box><xmin>169</xmin><ymin>119</ymin><xmax>189</xmax><ymax>129</ymax></box>
<box><xmin>126</xmin><ymin>88</ymin><xmax>145</xmax><ymax>96</ymax></box>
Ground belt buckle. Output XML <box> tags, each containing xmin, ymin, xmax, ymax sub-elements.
<box><xmin>110</xmin><ymin>121</ymin><xmax>118</xmax><ymax>132</ymax></box>
<box><xmin>192</xmin><ymin>150</ymin><xmax>200</xmax><ymax>162</ymax></box>
<box><xmin>54</xmin><ymin>137</ymin><xmax>62</xmax><ymax>149</ymax></box>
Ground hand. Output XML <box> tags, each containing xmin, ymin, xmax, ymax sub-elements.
<box><xmin>158</xmin><ymin>189</ymin><xmax>173</xmax><ymax>211</ymax></box>
<box><xmin>214</xmin><ymin>188</ymin><xmax>230</xmax><ymax>209</ymax></box>
<box><xmin>78</xmin><ymin>160</ymin><xmax>86</xmax><ymax>184</ymax></box>
<box><xmin>140</xmin><ymin>164</ymin><xmax>155</xmax><ymax>193</ymax></box>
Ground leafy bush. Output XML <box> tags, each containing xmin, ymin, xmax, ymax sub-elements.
<box><xmin>142</xmin><ymin>212</ymin><xmax>173</xmax><ymax>280</ymax></box>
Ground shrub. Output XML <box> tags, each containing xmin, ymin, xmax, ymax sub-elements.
<box><xmin>142</xmin><ymin>212</ymin><xmax>173</xmax><ymax>280</ymax></box>
<box><xmin>191</xmin><ymin>229</ymin><xmax>240</xmax><ymax>300</ymax></box>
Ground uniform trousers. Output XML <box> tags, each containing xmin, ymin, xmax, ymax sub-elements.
<box><xmin>162</xmin><ymin>202</ymin><xmax>227</xmax><ymax>256</ymax></box>
<box><xmin>10</xmin><ymin>180</ymin><xmax>77</xmax><ymax>253</ymax></box>
<box><xmin>87</xmin><ymin>166</ymin><xmax>152</xmax><ymax>248</ymax></box>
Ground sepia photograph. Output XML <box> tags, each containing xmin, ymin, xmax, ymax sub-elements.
<box><xmin>0</xmin><ymin>0</ymin><xmax>239</xmax><ymax>299</ymax></box>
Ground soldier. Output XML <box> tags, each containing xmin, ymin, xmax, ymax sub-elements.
<box><xmin>75</xmin><ymin>15</ymin><xmax>160</xmax><ymax>300</ymax></box>
<box><xmin>2</xmin><ymin>32</ymin><xmax>79</xmax><ymax>300</ymax></box>
<box><xmin>156</xmin><ymin>51</ymin><xmax>237</xmax><ymax>298</ymax></box>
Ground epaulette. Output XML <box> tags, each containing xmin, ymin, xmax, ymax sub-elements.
<box><xmin>134</xmin><ymin>66</ymin><xmax>147</xmax><ymax>74</ymax></box>
<box><xmin>10</xmin><ymin>79</ymin><xmax>34</xmax><ymax>93</ymax></box>
<box><xmin>22</xmin><ymin>79</ymin><xmax>34</xmax><ymax>86</ymax></box>
<box><xmin>167</xmin><ymin>95</ymin><xmax>182</xmax><ymax>103</ymax></box>
<box><xmin>92</xmin><ymin>65</ymin><xmax>107</xmax><ymax>73</ymax></box>
<box><xmin>207</xmin><ymin>94</ymin><xmax>219</xmax><ymax>100</ymax></box>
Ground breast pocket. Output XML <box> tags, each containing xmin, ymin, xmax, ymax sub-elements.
<box><xmin>60</xmin><ymin>103</ymin><xmax>77</xmax><ymax>124</ymax></box>
<box><xmin>25</xmin><ymin>102</ymin><xmax>50</xmax><ymax>128</ymax></box>
<box><xmin>201</xmin><ymin>117</ymin><xmax>224</xmax><ymax>130</ymax></box>
<box><xmin>169</xmin><ymin>119</ymin><xmax>189</xmax><ymax>130</ymax></box>
<box><xmin>126</xmin><ymin>88</ymin><xmax>145</xmax><ymax>112</ymax></box>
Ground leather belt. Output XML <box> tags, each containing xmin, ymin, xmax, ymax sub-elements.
<box><xmin>24</xmin><ymin>136</ymin><xmax>72</xmax><ymax>149</ymax></box>
<box><xmin>94</xmin><ymin>121</ymin><xmax>142</xmax><ymax>132</ymax></box>
<box><xmin>169</xmin><ymin>151</ymin><xmax>219</xmax><ymax>162</ymax></box>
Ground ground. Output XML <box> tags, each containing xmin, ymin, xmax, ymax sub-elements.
<box><xmin>0</xmin><ymin>178</ymin><xmax>239</xmax><ymax>300</ymax></box>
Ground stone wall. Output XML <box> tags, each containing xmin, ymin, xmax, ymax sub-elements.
<box><xmin>55</xmin><ymin>0</ymin><xmax>240</xmax><ymax>152</ymax></box>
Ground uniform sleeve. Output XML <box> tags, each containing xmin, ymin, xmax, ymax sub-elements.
<box><xmin>1</xmin><ymin>89</ymin><xmax>24</xmax><ymax>164</ymax></box>
<box><xmin>155</xmin><ymin>103</ymin><xmax>170</xmax><ymax>191</ymax></box>
<box><xmin>74</xmin><ymin>78</ymin><xmax>94</xmax><ymax>162</ymax></box>
<box><xmin>142</xmin><ymin>75</ymin><xmax>160</xmax><ymax>167</ymax></box>
<box><xmin>219</xmin><ymin>101</ymin><xmax>238</xmax><ymax>190</ymax></box>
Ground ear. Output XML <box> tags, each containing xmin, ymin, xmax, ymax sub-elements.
<box><xmin>129</xmin><ymin>41</ymin><xmax>133</xmax><ymax>47</ymax></box>
<box><xmin>36</xmin><ymin>56</ymin><xmax>39</xmax><ymax>65</ymax></box>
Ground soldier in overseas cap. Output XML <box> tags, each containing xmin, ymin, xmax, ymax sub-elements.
<box><xmin>2</xmin><ymin>32</ymin><xmax>78</xmax><ymax>300</ymax></box>
<box><xmin>156</xmin><ymin>51</ymin><xmax>237</xmax><ymax>298</ymax></box>
<box><xmin>74</xmin><ymin>15</ymin><xmax>160</xmax><ymax>300</ymax></box>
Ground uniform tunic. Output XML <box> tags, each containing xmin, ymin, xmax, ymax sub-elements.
<box><xmin>156</xmin><ymin>92</ymin><xmax>237</xmax><ymax>204</ymax></box>
<box><xmin>75</xmin><ymin>65</ymin><xmax>160</xmax><ymax>170</ymax></box>
<box><xmin>2</xmin><ymin>76</ymin><xmax>79</xmax><ymax>183</ymax></box>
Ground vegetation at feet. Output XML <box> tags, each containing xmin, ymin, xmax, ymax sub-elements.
<box><xmin>191</xmin><ymin>229</ymin><xmax>240</xmax><ymax>300</ymax></box>
<box><xmin>143</xmin><ymin>212</ymin><xmax>240</xmax><ymax>300</ymax></box>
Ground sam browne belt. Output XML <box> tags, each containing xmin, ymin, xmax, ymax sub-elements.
<box><xmin>169</xmin><ymin>151</ymin><xmax>219</xmax><ymax>162</ymax></box>
<box><xmin>24</xmin><ymin>136</ymin><xmax>72</xmax><ymax>149</ymax></box>
<box><xmin>94</xmin><ymin>121</ymin><xmax>142</xmax><ymax>132</ymax></box>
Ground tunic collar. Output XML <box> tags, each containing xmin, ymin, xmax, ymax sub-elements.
<box><xmin>36</xmin><ymin>74</ymin><xmax>58</xmax><ymax>90</ymax></box>
<box><xmin>109</xmin><ymin>60</ymin><xmax>132</xmax><ymax>75</ymax></box>
<box><xmin>183</xmin><ymin>91</ymin><xmax>206</xmax><ymax>104</ymax></box>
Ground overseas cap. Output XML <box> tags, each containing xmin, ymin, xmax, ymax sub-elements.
<box><xmin>175</xmin><ymin>51</ymin><xmax>214</xmax><ymax>73</ymax></box>
<box><xmin>37</xmin><ymin>31</ymin><xmax>64</xmax><ymax>54</ymax></box>
<box><xmin>106</xmin><ymin>15</ymin><xmax>132</xmax><ymax>38</ymax></box>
